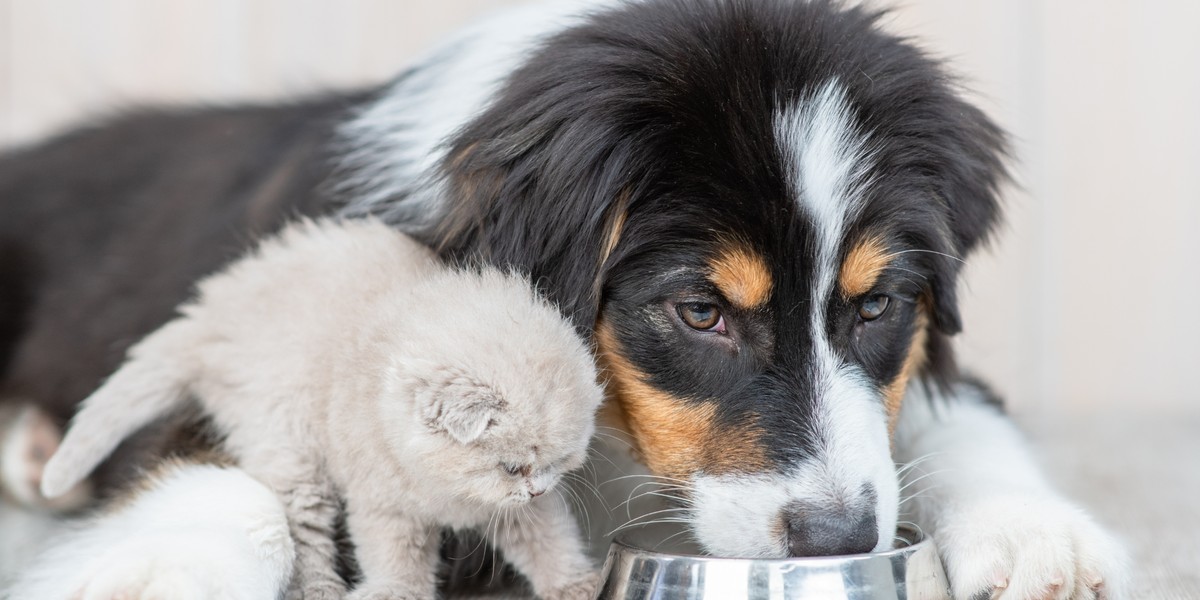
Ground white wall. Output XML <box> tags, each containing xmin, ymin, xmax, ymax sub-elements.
<box><xmin>2</xmin><ymin>0</ymin><xmax>1196</xmax><ymax>413</ymax></box>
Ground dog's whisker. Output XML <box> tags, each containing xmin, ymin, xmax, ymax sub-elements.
<box><xmin>600</xmin><ymin>473</ymin><xmax>693</xmax><ymax>487</ymax></box>
<box><xmin>895</xmin><ymin>451</ymin><xmax>943</xmax><ymax>475</ymax></box>
<box><xmin>895</xmin><ymin>520</ymin><xmax>927</xmax><ymax>539</ymax></box>
<box><xmin>606</xmin><ymin>506</ymin><xmax>695</xmax><ymax>537</ymax></box>
<box><xmin>897</xmin><ymin>469</ymin><xmax>952</xmax><ymax>494</ymax></box>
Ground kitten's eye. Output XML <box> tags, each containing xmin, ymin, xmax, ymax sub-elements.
<box><xmin>501</xmin><ymin>463</ymin><xmax>521</xmax><ymax>476</ymax></box>
<box><xmin>858</xmin><ymin>294</ymin><xmax>890</xmax><ymax>321</ymax></box>
<box><xmin>677</xmin><ymin>303</ymin><xmax>724</xmax><ymax>332</ymax></box>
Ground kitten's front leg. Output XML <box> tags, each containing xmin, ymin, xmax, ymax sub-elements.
<box><xmin>236</xmin><ymin>446</ymin><xmax>344</xmax><ymax>600</ymax></box>
<box><xmin>895</xmin><ymin>381</ymin><xmax>1130</xmax><ymax>600</ymax></box>
<box><xmin>342</xmin><ymin>496</ymin><xmax>441</xmax><ymax>600</ymax></box>
<box><xmin>492</xmin><ymin>494</ymin><xmax>599</xmax><ymax>600</ymax></box>
<box><xmin>277</xmin><ymin>479</ymin><xmax>348</xmax><ymax>600</ymax></box>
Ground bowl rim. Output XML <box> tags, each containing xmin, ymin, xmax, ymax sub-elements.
<box><xmin>608</xmin><ymin>524</ymin><xmax>928</xmax><ymax>564</ymax></box>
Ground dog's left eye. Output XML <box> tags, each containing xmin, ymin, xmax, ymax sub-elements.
<box><xmin>858</xmin><ymin>294</ymin><xmax>890</xmax><ymax>321</ymax></box>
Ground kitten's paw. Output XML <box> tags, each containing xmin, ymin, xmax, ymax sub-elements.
<box><xmin>345</xmin><ymin>582</ymin><xmax>431</xmax><ymax>600</ymax></box>
<box><xmin>936</xmin><ymin>493</ymin><xmax>1129</xmax><ymax>599</ymax></box>
<box><xmin>538</xmin><ymin>571</ymin><xmax>602</xmax><ymax>600</ymax></box>
<box><xmin>286</xmin><ymin>582</ymin><xmax>346</xmax><ymax>600</ymax></box>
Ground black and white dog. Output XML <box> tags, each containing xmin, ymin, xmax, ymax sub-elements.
<box><xmin>0</xmin><ymin>1</ymin><xmax>1127</xmax><ymax>598</ymax></box>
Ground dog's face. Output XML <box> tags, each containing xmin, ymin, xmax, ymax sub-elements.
<box><xmin>424</xmin><ymin>0</ymin><xmax>1006</xmax><ymax>558</ymax></box>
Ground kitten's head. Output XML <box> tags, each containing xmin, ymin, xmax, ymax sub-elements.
<box><xmin>383</xmin><ymin>267</ymin><xmax>604</xmax><ymax>507</ymax></box>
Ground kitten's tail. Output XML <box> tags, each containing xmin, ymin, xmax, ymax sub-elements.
<box><xmin>40</xmin><ymin>321</ymin><xmax>196</xmax><ymax>499</ymax></box>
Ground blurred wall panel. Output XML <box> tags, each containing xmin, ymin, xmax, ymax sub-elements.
<box><xmin>1</xmin><ymin>0</ymin><xmax>1196</xmax><ymax>411</ymax></box>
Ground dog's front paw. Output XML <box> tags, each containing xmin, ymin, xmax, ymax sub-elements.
<box><xmin>936</xmin><ymin>493</ymin><xmax>1129</xmax><ymax>599</ymax></box>
<box><xmin>538</xmin><ymin>571</ymin><xmax>602</xmax><ymax>600</ymax></box>
<box><xmin>75</xmin><ymin>558</ymin><xmax>220</xmax><ymax>600</ymax></box>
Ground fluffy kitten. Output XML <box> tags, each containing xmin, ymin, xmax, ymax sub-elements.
<box><xmin>41</xmin><ymin>218</ymin><xmax>604</xmax><ymax>600</ymax></box>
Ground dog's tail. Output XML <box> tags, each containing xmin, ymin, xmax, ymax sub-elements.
<box><xmin>41</xmin><ymin>320</ymin><xmax>197</xmax><ymax>499</ymax></box>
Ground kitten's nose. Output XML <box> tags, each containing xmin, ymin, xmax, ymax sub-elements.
<box><xmin>782</xmin><ymin>501</ymin><xmax>877</xmax><ymax>557</ymax></box>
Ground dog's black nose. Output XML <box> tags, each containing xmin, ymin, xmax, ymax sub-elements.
<box><xmin>783</xmin><ymin>502</ymin><xmax>878</xmax><ymax>557</ymax></box>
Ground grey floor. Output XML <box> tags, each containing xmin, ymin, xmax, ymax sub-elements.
<box><xmin>1024</xmin><ymin>410</ymin><xmax>1200</xmax><ymax>599</ymax></box>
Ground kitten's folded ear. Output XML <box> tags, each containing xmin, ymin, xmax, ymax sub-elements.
<box><xmin>418</xmin><ymin>372</ymin><xmax>508</xmax><ymax>444</ymax></box>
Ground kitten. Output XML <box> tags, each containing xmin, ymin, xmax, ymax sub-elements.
<box><xmin>40</xmin><ymin>218</ymin><xmax>604</xmax><ymax>600</ymax></box>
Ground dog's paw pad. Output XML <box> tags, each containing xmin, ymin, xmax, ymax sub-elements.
<box><xmin>77</xmin><ymin>561</ymin><xmax>210</xmax><ymax>600</ymax></box>
<box><xmin>937</xmin><ymin>494</ymin><xmax>1129</xmax><ymax>600</ymax></box>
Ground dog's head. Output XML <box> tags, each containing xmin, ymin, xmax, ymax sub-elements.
<box><xmin>410</xmin><ymin>0</ymin><xmax>1006</xmax><ymax>557</ymax></box>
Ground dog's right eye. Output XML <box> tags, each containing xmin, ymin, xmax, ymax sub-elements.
<box><xmin>677</xmin><ymin>303</ymin><xmax>725</xmax><ymax>332</ymax></box>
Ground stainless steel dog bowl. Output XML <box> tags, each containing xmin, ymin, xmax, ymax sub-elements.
<box><xmin>596</xmin><ymin>525</ymin><xmax>949</xmax><ymax>600</ymax></box>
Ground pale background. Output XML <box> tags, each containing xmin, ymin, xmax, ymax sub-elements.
<box><xmin>1</xmin><ymin>0</ymin><xmax>1197</xmax><ymax>414</ymax></box>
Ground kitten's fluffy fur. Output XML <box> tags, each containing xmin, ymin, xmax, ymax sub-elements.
<box><xmin>41</xmin><ymin>218</ymin><xmax>604</xmax><ymax>600</ymax></box>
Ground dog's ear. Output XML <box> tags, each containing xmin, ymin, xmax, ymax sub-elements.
<box><xmin>417</xmin><ymin>372</ymin><xmax>508</xmax><ymax>445</ymax></box>
<box><xmin>414</xmin><ymin>15</ymin><xmax>674</xmax><ymax>336</ymax></box>
<box><xmin>922</xmin><ymin>96</ymin><xmax>1009</xmax><ymax>337</ymax></box>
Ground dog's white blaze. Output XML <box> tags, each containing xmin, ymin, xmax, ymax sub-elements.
<box><xmin>337</xmin><ymin>0</ymin><xmax>611</xmax><ymax>229</ymax></box>
<box><xmin>774</xmin><ymin>79</ymin><xmax>875</xmax><ymax>303</ymax></box>
<box><xmin>732</xmin><ymin>80</ymin><xmax>897</xmax><ymax>556</ymax></box>
<box><xmin>689</xmin><ymin>360</ymin><xmax>898</xmax><ymax>557</ymax></box>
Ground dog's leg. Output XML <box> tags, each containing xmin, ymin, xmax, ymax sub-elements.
<box><xmin>894</xmin><ymin>381</ymin><xmax>1130</xmax><ymax>600</ymax></box>
<box><xmin>5</xmin><ymin>462</ymin><xmax>294</xmax><ymax>600</ymax></box>
<box><xmin>1</xmin><ymin>401</ymin><xmax>92</xmax><ymax>512</ymax></box>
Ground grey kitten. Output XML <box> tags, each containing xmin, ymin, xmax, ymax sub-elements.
<box><xmin>42</xmin><ymin>218</ymin><xmax>604</xmax><ymax>600</ymax></box>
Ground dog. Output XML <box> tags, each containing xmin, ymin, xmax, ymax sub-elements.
<box><xmin>0</xmin><ymin>0</ymin><xmax>1128</xmax><ymax>598</ymax></box>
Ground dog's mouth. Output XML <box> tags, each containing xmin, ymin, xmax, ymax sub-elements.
<box><xmin>687</xmin><ymin>469</ymin><xmax>898</xmax><ymax>558</ymax></box>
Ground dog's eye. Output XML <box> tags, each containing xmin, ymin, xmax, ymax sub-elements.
<box><xmin>858</xmin><ymin>295</ymin><xmax>890</xmax><ymax>321</ymax></box>
<box><xmin>677</xmin><ymin>303</ymin><xmax>724</xmax><ymax>332</ymax></box>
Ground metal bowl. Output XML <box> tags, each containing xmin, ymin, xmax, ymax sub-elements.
<box><xmin>596</xmin><ymin>525</ymin><xmax>950</xmax><ymax>600</ymax></box>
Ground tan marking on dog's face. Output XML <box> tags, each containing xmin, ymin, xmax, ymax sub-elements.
<box><xmin>707</xmin><ymin>243</ymin><xmax>773</xmax><ymax>309</ymax></box>
<box><xmin>883</xmin><ymin>309</ymin><xmax>929</xmax><ymax>434</ymax></box>
<box><xmin>595</xmin><ymin>321</ymin><xmax>766</xmax><ymax>479</ymax></box>
<box><xmin>839</xmin><ymin>236</ymin><xmax>892</xmax><ymax>299</ymax></box>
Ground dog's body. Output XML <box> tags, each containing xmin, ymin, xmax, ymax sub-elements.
<box><xmin>0</xmin><ymin>1</ymin><xmax>1128</xmax><ymax>598</ymax></box>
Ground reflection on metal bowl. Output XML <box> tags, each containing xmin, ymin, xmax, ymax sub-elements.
<box><xmin>596</xmin><ymin>525</ymin><xmax>949</xmax><ymax>600</ymax></box>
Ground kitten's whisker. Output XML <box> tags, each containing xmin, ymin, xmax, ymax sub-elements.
<box><xmin>587</xmin><ymin>445</ymin><xmax>621</xmax><ymax>471</ymax></box>
<box><xmin>558</xmin><ymin>484</ymin><xmax>592</xmax><ymax>534</ymax></box>
<box><xmin>591</xmin><ymin>430</ymin><xmax>636</xmax><ymax>451</ymax></box>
